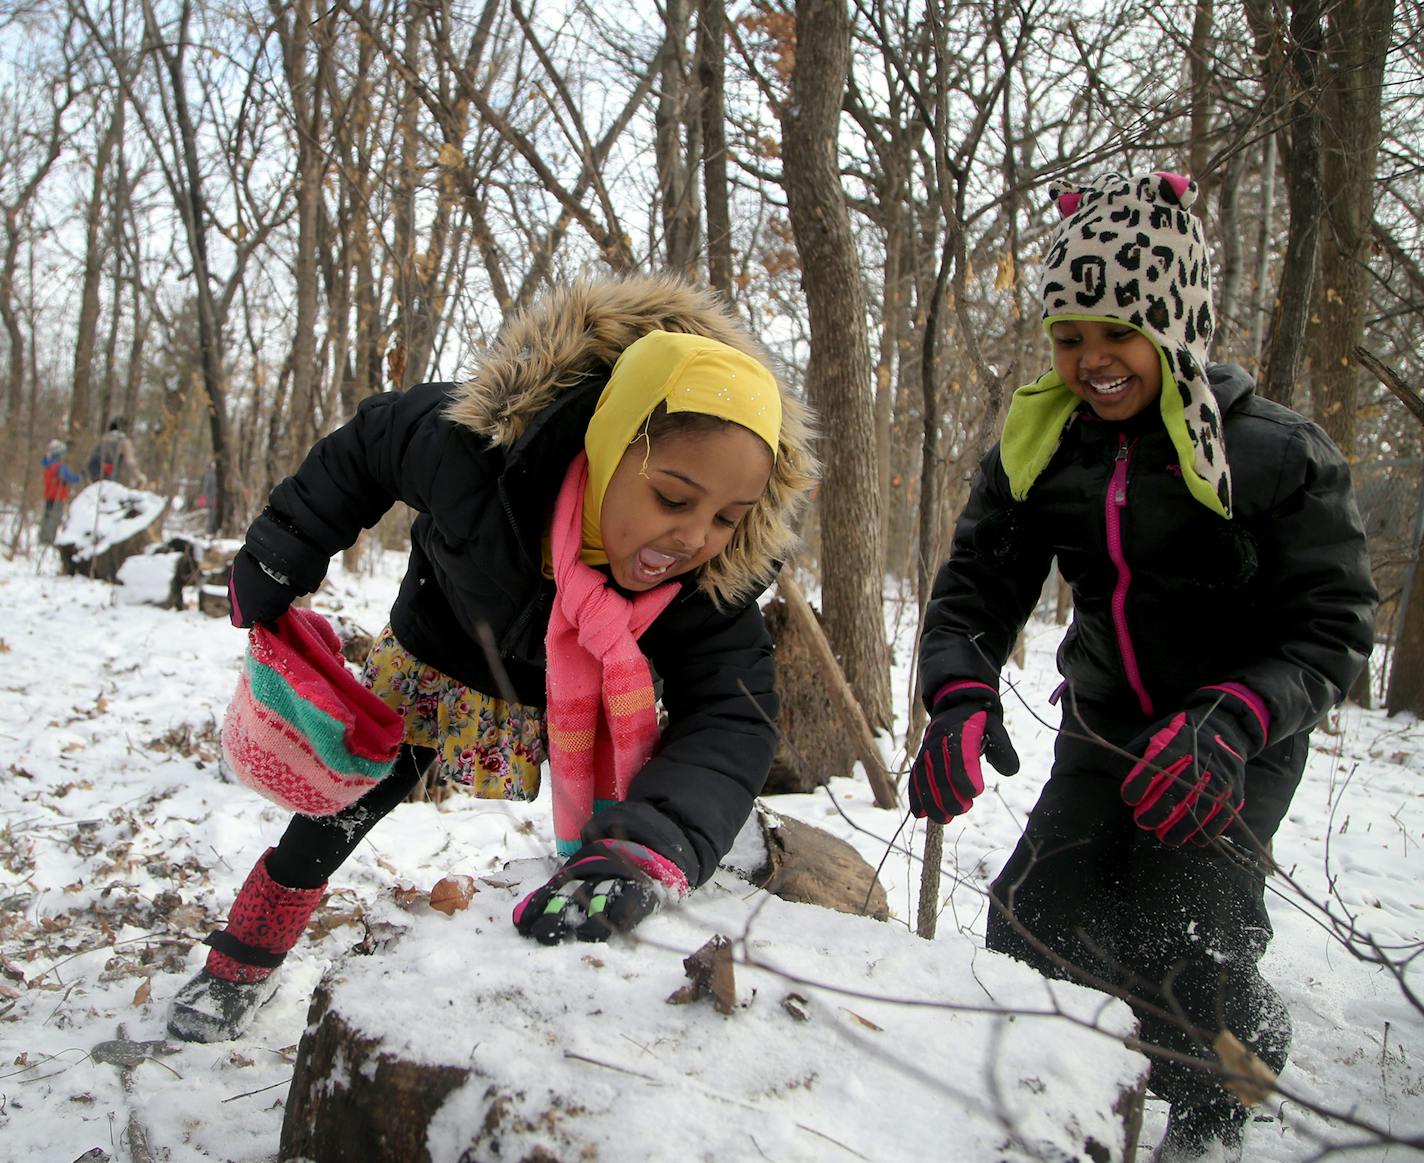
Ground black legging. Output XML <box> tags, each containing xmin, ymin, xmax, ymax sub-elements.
<box><xmin>986</xmin><ymin>696</ymin><xmax>1301</xmax><ymax>1111</ymax></box>
<box><xmin>264</xmin><ymin>744</ymin><xmax>435</xmax><ymax>889</ymax></box>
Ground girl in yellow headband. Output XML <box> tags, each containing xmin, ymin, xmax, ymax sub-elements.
<box><xmin>170</xmin><ymin>274</ymin><xmax>817</xmax><ymax>1043</ymax></box>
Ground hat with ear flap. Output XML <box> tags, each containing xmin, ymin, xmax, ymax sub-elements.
<box><xmin>1038</xmin><ymin>170</ymin><xmax>1232</xmax><ymax>518</ymax></box>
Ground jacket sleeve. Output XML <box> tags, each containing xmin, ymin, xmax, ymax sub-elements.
<box><xmin>582</xmin><ymin>593</ymin><xmax>777</xmax><ymax>888</ymax></box>
<box><xmin>919</xmin><ymin>445</ymin><xmax>1055</xmax><ymax>709</ymax></box>
<box><xmin>246</xmin><ymin>383</ymin><xmax>461</xmax><ymax>585</ymax></box>
<box><xmin>1226</xmin><ymin>423</ymin><xmax>1377</xmax><ymax>742</ymax></box>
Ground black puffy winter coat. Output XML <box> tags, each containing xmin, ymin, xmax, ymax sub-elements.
<box><xmin>921</xmin><ymin>364</ymin><xmax>1377</xmax><ymax>747</ymax></box>
<box><xmin>241</xmin><ymin>277</ymin><xmax>818</xmax><ymax>888</ymax></box>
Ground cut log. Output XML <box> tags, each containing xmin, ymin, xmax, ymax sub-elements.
<box><xmin>54</xmin><ymin>483</ymin><xmax>166</xmax><ymax>583</ymax></box>
<box><xmin>279</xmin><ymin>858</ymin><xmax>1148</xmax><ymax>1162</ymax></box>
<box><xmin>723</xmin><ymin>802</ymin><xmax>889</xmax><ymax>920</ymax></box>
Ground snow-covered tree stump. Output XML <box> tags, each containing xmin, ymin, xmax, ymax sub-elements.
<box><xmin>54</xmin><ymin>482</ymin><xmax>167</xmax><ymax>583</ymax></box>
<box><xmin>278</xmin><ymin>855</ymin><xmax>1147</xmax><ymax>1163</ymax></box>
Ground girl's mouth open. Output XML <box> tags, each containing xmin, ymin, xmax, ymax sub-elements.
<box><xmin>632</xmin><ymin>548</ymin><xmax>681</xmax><ymax>584</ymax></box>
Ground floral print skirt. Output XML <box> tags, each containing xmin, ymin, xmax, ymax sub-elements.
<box><xmin>360</xmin><ymin>626</ymin><xmax>547</xmax><ymax>800</ymax></box>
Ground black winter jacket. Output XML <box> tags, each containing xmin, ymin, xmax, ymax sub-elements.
<box><xmin>921</xmin><ymin>364</ymin><xmax>1377</xmax><ymax>747</ymax></box>
<box><xmin>246</xmin><ymin>377</ymin><xmax>779</xmax><ymax>887</ymax></box>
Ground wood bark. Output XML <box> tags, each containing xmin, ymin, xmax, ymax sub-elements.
<box><xmin>656</xmin><ymin>0</ymin><xmax>701</xmax><ymax>275</ymax></box>
<box><xmin>697</xmin><ymin>0</ymin><xmax>732</xmax><ymax>297</ymax></box>
<box><xmin>776</xmin><ymin>572</ymin><xmax>897</xmax><ymax>808</ymax></box>
<box><xmin>780</xmin><ymin>0</ymin><xmax>891</xmax><ymax>731</ymax></box>
<box><xmin>1256</xmin><ymin>0</ymin><xmax>1325</xmax><ymax>406</ymax></box>
<box><xmin>1305</xmin><ymin>0</ymin><xmax>1395</xmax><ymax>457</ymax></box>
<box><xmin>69</xmin><ymin>95</ymin><xmax>123</xmax><ymax>439</ymax></box>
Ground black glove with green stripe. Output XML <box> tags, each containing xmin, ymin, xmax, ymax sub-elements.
<box><xmin>512</xmin><ymin>839</ymin><xmax>688</xmax><ymax>945</ymax></box>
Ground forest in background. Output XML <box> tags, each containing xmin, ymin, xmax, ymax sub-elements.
<box><xmin>0</xmin><ymin>0</ymin><xmax>1419</xmax><ymax>725</ymax></box>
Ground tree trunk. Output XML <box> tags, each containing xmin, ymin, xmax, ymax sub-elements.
<box><xmin>1388</xmin><ymin>535</ymin><xmax>1424</xmax><ymax>717</ymax></box>
<box><xmin>657</xmin><ymin>0</ymin><xmax>700</xmax><ymax>275</ymax></box>
<box><xmin>697</xmin><ymin>0</ymin><xmax>731</xmax><ymax>298</ymax></box>
<box><xmin>1305</xmin><ymin>0</ymin><xmax>1395</xmax><ymax>457</ymax></box>
<box><xmin>273</xmin><ymin>0</ymin><xmax>327</xmax><ymax>461</ymax></box>
<box><xmin>69</xmin><ymin>98</ymin><xmax>123</xmax><ymax>438</ymax></box>
<box><xmin>1257</xmin><ymin>0</ymin><xmax>1325</xmax><ymax>406</ymax></box>
<box><xmin>780</xmin><ymin>0</ymin><xmax>891</xmax><ymax>730</ymax></box>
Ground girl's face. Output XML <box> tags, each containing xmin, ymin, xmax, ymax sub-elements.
<box><xmin>599</xmin><ymin>422</ymin><xmax>773</xmax><ymax>591</ymax></box>
<box><xmin>1050</xmin><ymin>319</ymin><xmax>1164</xmax><ymax>421</ymax></box>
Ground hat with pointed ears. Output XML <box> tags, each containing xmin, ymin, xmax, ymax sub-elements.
<box><xmin>1039</xmin><ymin>170</ymin><xmax>1231</xmax><ymax>517</ymax></box>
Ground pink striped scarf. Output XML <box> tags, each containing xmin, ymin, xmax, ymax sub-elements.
<box><xmin>546</xmin><ymin>452</ymin><xmax>678</xmax><ymax>854</ymax></box>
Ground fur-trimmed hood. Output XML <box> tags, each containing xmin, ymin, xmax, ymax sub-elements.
<box><xmin>445</xmin><ymin>274</ymin><xmax>818</xmax><ymax>608</ymax></box>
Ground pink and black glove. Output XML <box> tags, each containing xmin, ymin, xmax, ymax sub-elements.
<box><xmin>909</xmin><ymin>681</ymin><xmax>1020</xmax><ymax>824</ymax></box>
<box><xmin>513</xmin><ymin>839</ymin><xmax>690</xmax><ymax>945</ymax></box>
<box><xmin>1120</xmin><ymin>685</ymin><xmax>1269</xmax><ymax>846</ymax></box>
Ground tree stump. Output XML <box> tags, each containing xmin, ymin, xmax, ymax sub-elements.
<box><xmin>277</xmin><ymin>858</ymin><xmax>1149</xmax><ymax>1162</ymax></box>
<box><xmin>762</xmin><ymin>594</ymin><xmax>857</xmax><ymax>793</ymax></box>
<box><xmin>54</xmin><ymin>482</ymin><xmax>166</xmax><ymax>583</ymax></box>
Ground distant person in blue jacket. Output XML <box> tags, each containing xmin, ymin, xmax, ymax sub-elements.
<box><xmin>40</xmin><ymin>439</ymin><xmax>81</xmax><ymax>545</ymax></box>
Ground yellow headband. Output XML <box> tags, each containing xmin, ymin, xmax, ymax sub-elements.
<box><xmin>580</xmin><ymin>330</ymin><xmax>782</xmax><ymax>563</ymax></box>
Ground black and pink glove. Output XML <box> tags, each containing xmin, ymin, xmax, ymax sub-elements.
<box><xmin>228</xmin><ymin>548</ymin><xmax>300</xmax><ymax>629</ymax></box>
<box><xmin>1120</xmin><ymin>684</ymin><xmax>1269</xmax><ymax>845</ymax></box>
<box><xmin>512</xmin><ymin>839</ymin><xmax>690</xmax><ymax>945</ymax></box>
<box><xmin>909</xmin><ymin>681</ymin><xmax>1020</xmax><ymax>823</ymax></box>
<box><xmin>229</xmin><ymin>508</ymin><xmax>328</xmax><ymax>629</ymax></box>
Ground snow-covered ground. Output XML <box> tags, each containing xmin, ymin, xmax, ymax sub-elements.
<box><xmin>0</xmin><ymin>541</ymin><xmax>1419</xmax><ymax>1162</ymax></box>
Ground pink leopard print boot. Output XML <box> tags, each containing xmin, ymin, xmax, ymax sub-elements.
<box><xmin>167</xmin><ymin>849</ymin><xmax>326</xmax><ymax>1043</ymax></box>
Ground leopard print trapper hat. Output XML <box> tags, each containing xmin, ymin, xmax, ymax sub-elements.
<box><xmin>1040</xmin><ymin>171</ymin><xmax>1231</xmax><ymax>517</ymax></box>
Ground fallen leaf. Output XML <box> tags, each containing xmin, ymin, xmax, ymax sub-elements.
<box><xmin>839</xmin><ymin>1007</ymin><xmax>882</xmax><ymax>1032</ymax></box>
<box><xmin>664</xmin><ymin>935</ymin><xmax>737</xmax><ymax>1015</ymax></box>
<box><xmin>132</xmin><ymin>978</ymin><xmax>151</xmax><ymax>1007</ymax></box>
<box><xmin>1215</xmin><ymin>1029</ymin><xmax>1277</xmax><ymax>1106</ymax></box>
<box><xmin>782</xmin><ymin>993</ymin><xmax>810</xmax><ymax>1022</ymax></box>
<box><xmin>429</xmin><ymin>874</ymin><xmax>476</xmax><ymax>916</ymax></box>
<box><xmin>389</xmin><ymin>884</ymin><xmax>426</xmax><ymax>910</ymax></box>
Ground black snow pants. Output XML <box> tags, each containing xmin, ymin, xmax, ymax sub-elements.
<box><xmin>985</xmin><ymin>694</ymin><xmax>1305</xmax><ymax>1110</ymax></box>
<box><xmin>264</xmin><ymin>744</ymin><xmax>434</xmax><ymax>889</ymax></box>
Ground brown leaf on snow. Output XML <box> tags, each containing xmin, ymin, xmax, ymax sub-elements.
<box><xmin>132</xmin><ymin>978</ymin><xmax>151</xmax><ymax>1007</ymax></box>
<box><xmin>389</xmin><ymin>884</ymin><xmax>427</xmax><ymax>911</ymax></box>
<box><xmin>665</xmin><ymin>934</ymin><xmax>737</xmax><ymax>1015</ymax></box>
<box><xmin>1215</xmin><ymin>1029</ymin><xmax>1277</xmax><ymax>1106</ymax></box>
<box><xmin>429</xmin><ymin>874</ymin><xmax>477</xmax><ymax>916</ymax></box>
<box><xmin>0</xmin><ymin>639</ymin><xmax>10</xmax><ymax>653</ymax></box>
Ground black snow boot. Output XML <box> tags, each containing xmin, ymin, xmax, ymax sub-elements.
<box><xmin>1152</xmin><ymin>1100</ymin><xmax>1248</xmax><ymax>1163</ymax></box>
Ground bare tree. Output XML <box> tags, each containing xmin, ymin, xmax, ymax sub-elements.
<box><xmin>780</xmin><ymin>0</ymin><xmax>892</xmax><ymax>731</ymax></box>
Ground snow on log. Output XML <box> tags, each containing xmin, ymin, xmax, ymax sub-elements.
<box><xmin>55</xmin><ymin>482</ymin><xmax>167</xmax><ymax>583</ymax></box>
<box><xmin>279</xmin><ymin>859</ymin><xmax>1148</xmax><ymax>1162</ymax></box>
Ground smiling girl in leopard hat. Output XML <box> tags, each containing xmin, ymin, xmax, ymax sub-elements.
<box><xmin>910</xmin><ymin>171</ymin><xmax>1376</xmax><ymax>1161</ymax></box>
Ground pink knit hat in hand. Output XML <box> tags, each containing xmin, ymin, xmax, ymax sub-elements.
<box><xmin>221</xmin><ymin>608</ymin><xmax>403</xmax><ymax>816</ymax></box>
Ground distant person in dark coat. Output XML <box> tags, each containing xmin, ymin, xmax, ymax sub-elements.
<box><xmin>86</xmin><ymin>417</ymin><xmax>143</xmax><ymax>487</ymax></box>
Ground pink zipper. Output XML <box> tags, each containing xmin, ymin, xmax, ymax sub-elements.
<box><xmin>1106</xmin><ymin>434</ymin><xmax>1153</xmax><ymax>716</ymax></box>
